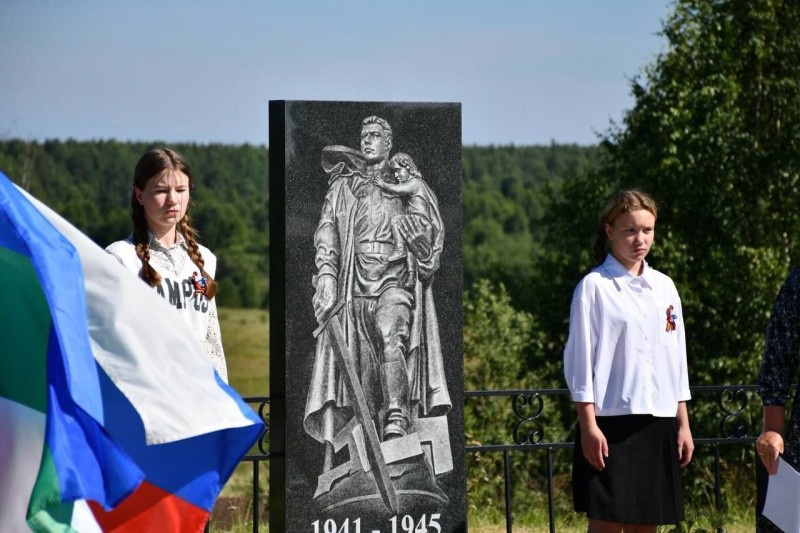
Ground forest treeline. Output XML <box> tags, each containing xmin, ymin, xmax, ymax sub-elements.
<box><xmin>0</xmin><ymin>140</ymin><xmax>270</xmax><ymax>308</ymax></box>
<box><xmin>0</xmin><ymin>139</ymin><xmax>595</xmax><ymax>313</ymax></box>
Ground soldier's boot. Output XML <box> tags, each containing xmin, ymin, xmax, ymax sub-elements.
<box><xmin>382</xmin><ymin>360</ymin><xmax>410</xmax><ymax>440</ymax></box>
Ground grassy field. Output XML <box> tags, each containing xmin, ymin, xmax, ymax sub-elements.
<box><xmin>219</xmin><ymin>307</ymin><xmax>269</xmax><ymax>397</ymax></box>
<box><xmin>210</xmin><ymin>307</ymin><xmax>757</xmax><ymax>533</ymax></box>
<box><xmin>211</xmin><ymin>307</ymin><xmax>270</xmax><ymax>531</ymax></box>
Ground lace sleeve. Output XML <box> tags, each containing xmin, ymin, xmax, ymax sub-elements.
<box><xmin>204</xmin><ymin>298</ymin><xmax>228</xmax><ymax>383</ymax></box>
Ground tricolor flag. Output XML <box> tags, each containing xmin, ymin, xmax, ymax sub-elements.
<box><xmin>0</xmin><ymin>171</ymin><xmax>264</xmax><ymax>532</ymax></box>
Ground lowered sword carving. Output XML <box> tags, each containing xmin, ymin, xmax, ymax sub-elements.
<box><xmin>314</xmin><ymin>302</ymin><xmax>399</xmax><ymax>514</ymax></box>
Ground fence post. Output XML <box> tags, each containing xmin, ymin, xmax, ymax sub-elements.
<box><xmin>253</xmin><ymin>460</ymin><xmax>260</xmax><ymax>533</ymax></box>
<box><xmin>504</xmin><ymin>450</ymin><xmax>513</xmax><ymax>533</ymax></box>
<box><xmin>547</xmin><ymin>447</ymin><xmax>555</xmax><ymax>533</ymax></box>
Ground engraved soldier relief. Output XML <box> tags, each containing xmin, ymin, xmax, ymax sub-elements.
<box><xmin>304</xmin><ymin>115</ymin><xmax>453</xmax><ymax>516</ymax></box>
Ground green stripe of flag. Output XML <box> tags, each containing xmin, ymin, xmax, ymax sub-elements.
<box><xmin>28</xmin><ymin>447</ymin><xmax>77</xmax><ymax>532</ymax></box>
<box><xmin>0</xmin><ymin>245</ymin><xmax>49</xmax><ymax>413</ymax></box>
<box><xmin>1</xmin><ymin>242</ymin><xmax>80</xmax><ymax>530</ymax></box>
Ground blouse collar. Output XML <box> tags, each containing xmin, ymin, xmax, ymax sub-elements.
<box><xmin>146</xmin><ymin>231</ymin><xmax>187</xmax><ymax>252</ymax></box>
<box><xmin>601</xmin><ymin>253</ymin><xmax>653</xmax><ymax>291</ymax></box>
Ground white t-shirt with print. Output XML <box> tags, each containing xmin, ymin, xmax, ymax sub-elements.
<box><xmin>106</xmin><ymin>234</ymin><xmax>228</xmax><ymax>383</ymax></box>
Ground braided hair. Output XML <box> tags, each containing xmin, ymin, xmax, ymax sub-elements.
<box><xmin>131</xmin><ymin>147</ymin><xmax>218</xmax><ymax>299</ymax></box>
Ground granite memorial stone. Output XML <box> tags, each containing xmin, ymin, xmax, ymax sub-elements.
<box><xmin>269</xmin><ymin>100</ymin><xmax>465</xmax><ymax>532</ymax></box>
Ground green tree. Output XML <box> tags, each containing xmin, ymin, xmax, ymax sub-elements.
<box><xmin>463</xmin><ymin>280</ymin><xmax>574</xmax><ymax>524</ymax></box>
<box><xmin>539</xmin><ymin>0</ymin><xmax>800</xmax><ymax>388</ymax></box>
<box><xmin>595</xmin><ymin>0</ymin><xmax>800</xmax><ymax>386</ymax></box>
<box><xmin>534</xmin><ymin>0</ymin><xmax>800</xmax><ymax>515</ymax></box>
<box><xmin>464</xmin><ymin>279</ymin><xmax>530</xmax><ymax>521</ymax></box>
<box><xmin>462</xmin><ymin>144</ymin><xmax>600</xmax><ymax>314</ymax></box>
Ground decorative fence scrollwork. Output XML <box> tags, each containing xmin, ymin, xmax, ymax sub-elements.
<box><xmin>512</xmin><ymin>392</ymin><xmax>544</xmax><ymax>445</ymax></box>
<box><xmin>717</xmin><ymin>387</ymin><xmax>751</xmax><ymax>438</ymax></box>
<box><xmin>249</xmin><ymin>396</ymin><xmax>270</xmax><ymax>456</ymax></box>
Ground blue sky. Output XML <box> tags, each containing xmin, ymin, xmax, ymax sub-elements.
<box><xmin>1</xmin><ymin>1</ymin><xmax>672</xmax><ymax>146</ymax></box>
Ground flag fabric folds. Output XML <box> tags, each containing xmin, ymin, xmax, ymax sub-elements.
<box><xmin>0</xmin><ymin>171</ymin><xmax>264</xmax><ymax>532</ymax></box>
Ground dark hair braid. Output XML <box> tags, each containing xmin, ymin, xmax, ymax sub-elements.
<box><xmin>179</xmin><ymin>215</ymin><xmax>218</xmax><ymax>299</ymax></box>
<box><xmin>131</xmin><ymin>194</ymin><xmax>162</xmax><ymax>287</ymax></box>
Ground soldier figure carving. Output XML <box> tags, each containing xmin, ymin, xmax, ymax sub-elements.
<box><xmin>304</xmin><ymin>115</ymin><xmax>452</xmax><ymax>512</ymax></box>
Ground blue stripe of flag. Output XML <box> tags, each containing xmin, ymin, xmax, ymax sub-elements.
<box><xmin>0</xmin><ymin>171</ymin><xmax>143</xmax><ymax>511</ymax></box>
<box><xmin>98</xmin><ymin>365</ymin><xmax>262</xmax><ymax>510</ymax></box>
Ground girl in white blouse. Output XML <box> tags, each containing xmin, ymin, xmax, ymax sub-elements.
<box><xmin>106</xmin><ymin>148</ymin><xmax>228</xmax><ymax>383</ymax></box>
<box><xmin>564</xmin><ymin>189</ymin><xmax>693</xmax><ymax>532</ymax></box>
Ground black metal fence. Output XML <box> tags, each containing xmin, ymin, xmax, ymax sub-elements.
<box><xmin>226</xmin><ymin>385</ymin><xmax>768</xmax><ymax>532</ymax></box>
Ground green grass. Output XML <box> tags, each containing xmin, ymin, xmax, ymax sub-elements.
<box><xmin>210</xmin><ymin>461</ymin><xmax>269</xmax><ymax>532</ymax></box>
<box><xmin>211</xmin><ymin>307</ymin><xmax>270</xmax><ymax>532</ymax></box>
<box><xmin>219</xmin><ymin>307</ymin><xmax>269</xmax><ymax>397</ymax></box>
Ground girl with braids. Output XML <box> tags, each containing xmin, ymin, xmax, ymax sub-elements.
<box><xmin>106</xmin><ymin>147</ymin><xmax>227</xmax><ymax>383</ymax></box>
<box><xmin>563</xmin><ymin>189</ymin><xmax>693</xmax><ymax>532</ymax></box>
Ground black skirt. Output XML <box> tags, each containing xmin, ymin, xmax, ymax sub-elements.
<box><xmin>572</xmin><ymin>414</ymin><xmax>685</xmax><ymax>525</ymax></box>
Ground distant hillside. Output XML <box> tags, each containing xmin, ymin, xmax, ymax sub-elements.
<box><xmin>0</xmin><ymin>139</ymin><xmax>599</xmax><ymax>309</ymax></box>
<box><xmin>0</xmin><ymin>139</ymin><xmax>269</xmax><ymax>308</ymax></box>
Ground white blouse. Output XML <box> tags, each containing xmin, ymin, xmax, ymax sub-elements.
<box><xmin>563</xmin><ymin>254</ymin><xmax>691</xmax><ymax>417</ymax></box>
<box><xmin>106</xmin><ymin>234</ymin><xmax>228</xmax><ymax>383</ymax></box>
